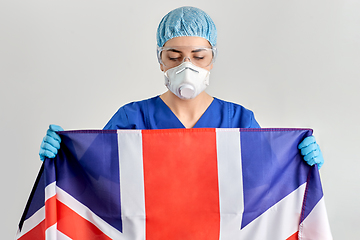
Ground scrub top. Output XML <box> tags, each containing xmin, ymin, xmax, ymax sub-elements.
<box><xmin>103</xmin><ymin>96</ymin><xmax>260</xmax><ymax>130</ymax></box>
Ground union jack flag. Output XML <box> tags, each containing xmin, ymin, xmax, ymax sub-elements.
<box><xmin>17</xmin><ymin>128</ymin><xmax>332</xmax><ymax>239</ymax></box>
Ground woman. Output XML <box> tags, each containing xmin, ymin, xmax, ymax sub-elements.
<box><xmin>39</xmin><ymin>6</ymin><xmax>323</xmax><ymax>169</ymax></box>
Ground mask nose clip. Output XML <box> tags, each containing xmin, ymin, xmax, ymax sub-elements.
<box><xmin>175</xmin><ymin>62</ymin><xmax>200</xmax><ymax>74</ymax></box>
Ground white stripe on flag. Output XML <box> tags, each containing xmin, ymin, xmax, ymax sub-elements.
<box><xmin>45</xmin><ymin>223</ymin><xmax>57</xmax><ymax>240</ymax></box>
<box><xmin>299</xmin><ymin>198</ymin><xmax>333</xmax><ymax>240</ymax></box>
<box><xmin>216</xmin><ymin>128</ymin><xmax>244</xmax><ymax>240</ymax></box>
<box><xmin>240</xmin><ymin>183</ymin><xmax>307</xmax><ymax>239</ymax></box>
<box><xmin>56</xmin><ymin>186</ymin><xmax>122</xmax><ymax>239</ymax></box>
<box><xmin>56</xmin><ymin>229</ymin><xmax>72</xmax><ymax>240</ymax></box>
<box><xmin>16</xmin><ymin>181</ymin><xmax>54</xmax><ymax>239</ymax></box>
<box><xmin>117</xmin><ymin>130</ymin><xmax>146</xmax><ymax>240</ymax></box>
<box><xmin>44</xmin><ymin>181</ymin><xmax>57</xmax><ymax>238</ymax></box>
<box><xmin>45</xmin><ymin>182</ymin><xmax>56</xmax><ymax>201</ymax></box>
<box><xmin>16</xmin><ymin>206</ymin><xmax>45</xmax><ymax>239</ymax></box>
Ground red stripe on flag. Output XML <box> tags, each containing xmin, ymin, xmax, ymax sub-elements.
<box><xmin>45</xmin><ymin>195</ymin><xmax>57</xmax><ymax>229</ymax></box>
<box><xmin>18</xmin><ymin>220</ymin><xmax>45</xmax><ymax>240</ymax></box>
<box><xmin>142</xmin><ymin>129</ymin><xmax>220</xmax><ymax>240</ymax></box>
<box><xmin>286</xmin><ymin>231</ymin><xmax>299</xmax><ymax>240</ymax></box>
<box><xmin>56</xmin><ymin>200</ymin><xmax>112</xmax><ymax>240</ymax></box>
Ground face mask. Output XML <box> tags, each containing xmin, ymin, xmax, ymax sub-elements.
<box><xmin>164</xmin><ymin>62</ymin><xmax>210</xmax><ymax>100</ymax></box>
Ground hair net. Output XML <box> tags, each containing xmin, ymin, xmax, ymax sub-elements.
<box><xmin>157</xmin><ymin>6</ymin><xmax>217</xmax><ymax>47</ymax></box>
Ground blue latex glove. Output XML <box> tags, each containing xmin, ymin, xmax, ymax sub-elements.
<box><xmin>298</xmin><ymin>136</ymin><xmax>324</xmax><ymax>169</ymax></box>
<box><xmin>39</xmin><ymin>124</ymin><xmax>64</xmax><ymax>161</ymax></box>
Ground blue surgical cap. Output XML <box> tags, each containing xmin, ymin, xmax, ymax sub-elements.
<box><xmin>156</xmin><ymin>6</ymin><xmax>217</xmax><ymax>47</ymax></box>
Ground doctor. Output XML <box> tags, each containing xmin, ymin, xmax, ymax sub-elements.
<box><xmin>39</xmin><ymin>6</ymin><xmax>324</xmax><ymax>169</ymax></box>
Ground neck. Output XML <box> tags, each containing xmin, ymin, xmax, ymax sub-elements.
<box><xmin>160</xmin><ymin>91</ymin><xmax>213</xmax><ymax>128</ymax></box>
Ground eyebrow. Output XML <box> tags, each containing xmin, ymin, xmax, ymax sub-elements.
<box><xmin>167</xmin><ymin>49</ymin><xmax>182</xmax><ymax>53</ymax></box>
<box><xmin>191</xmin><ymin>48</ymin><xmax>207</xmax><ymax>53</ymax></box>
<box><xmin>166</xmin><ymin>48</ymin><xmax>208</xmax><ymax>53</ymax></box>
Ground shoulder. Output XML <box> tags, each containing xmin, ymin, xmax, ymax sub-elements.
<box><xmin>121</xmin><ymin>96</ymin><xmax>159</xmax><ymax>111</ymax></box>
<box><xmin>103</xmin><ymin>96</ymin><xmax>159</xmax><ymax>130</ymax></box>
<box><xmin>213</xmin><ymin>97</ymin><xmax>252</xmax><ymax>115</ymax></box>
<box><xmin>213</xmin><ymin>97</ymin><xmax>260</xmax><ymax>128</ymax></box>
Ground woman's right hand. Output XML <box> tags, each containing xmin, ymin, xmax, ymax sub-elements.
<box><xmin>39</xmin><ymin>124</ymin><xmax>64</xmax><ymax>161</ymax></box>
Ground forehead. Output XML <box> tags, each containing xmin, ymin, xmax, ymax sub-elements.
<box><xmin>163</xmin><ymin>36</ymin><xmax>211</xmax><ymax>48</ymax></box>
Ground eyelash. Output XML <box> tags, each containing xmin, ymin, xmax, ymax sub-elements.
<box><xmin>168</xmin><ymin>56</ymin><xmax>205</xmax><ymax>61</ymax></box>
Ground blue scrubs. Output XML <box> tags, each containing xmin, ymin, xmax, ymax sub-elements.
<box><xmin>104</xmin><ymin>96</ymin><xmax>260</xmax><ymax>130</ymax></box>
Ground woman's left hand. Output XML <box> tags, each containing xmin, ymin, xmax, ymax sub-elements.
<box><xmin>298</xmin><ymin>136</ymin><xmax>324</xmax><ymax>170</ymax></box>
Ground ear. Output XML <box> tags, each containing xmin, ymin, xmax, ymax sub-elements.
<box><xmin>160</xmin><ymin>64</ymin><xmax>164</xmax><ymax>72</ymax></box>
<box><xmin>209</xmin><ymin>63</ymin><xmax>214</xmax><ymax>70</ymax></box>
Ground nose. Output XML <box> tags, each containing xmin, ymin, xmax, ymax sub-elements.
<box><xmin>183</xmin><ymin>57</ymin><xmax>191</xmax><ymax>63</ymax></box>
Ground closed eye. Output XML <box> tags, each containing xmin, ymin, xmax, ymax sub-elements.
<box><xmin>169</xmin><ymin>57</ymin><xmax>181</xmax><ymax>61</ymax></box>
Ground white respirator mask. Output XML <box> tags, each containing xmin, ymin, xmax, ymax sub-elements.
<box><xmin>164</xmin><ymin>62</ymin><xmax>210</xmax><ymax>99</ymax></box>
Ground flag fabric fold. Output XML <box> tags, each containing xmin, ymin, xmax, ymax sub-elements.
<box><xmin>17</xmin><ymin>128</ymin><xmax>332</xmax><ymax>240</ymax></box>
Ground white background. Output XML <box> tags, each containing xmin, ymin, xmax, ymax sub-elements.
<box><xmin>1</xmin><ymin>0</ymin><xmax>359</xmax><ymax>239</ymax></box>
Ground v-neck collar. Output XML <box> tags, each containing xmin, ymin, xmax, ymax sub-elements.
<box><xmin>156</xmin><ymin>96</ymin><xmax>216</xmax><ymax>129</ymax></box>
